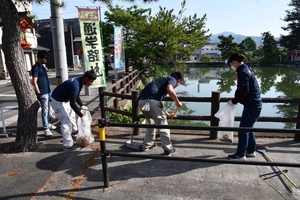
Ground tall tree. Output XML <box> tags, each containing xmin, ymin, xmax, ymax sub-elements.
<box><xmin>261</xmin><ymin>31</ymin><xmax>279</xmax><ymax>62</ymax></box>
<box><xmin>279</xmin><ymin>0</ymin><xmax>300</xmax><ymax>51</ymax></box>
<box><xmin>105</xmin><ymin>0</ymin><xmax>210</xmax><ymax>79</ymax></box>
<box><xmin>0</xmin><ymin>0</ymin><xmax>40</xmax><ymax>151</ymax></box>
<box><xmin>217</xmin><ymin>34</ymin><xmax>244</xmax><ymax>59</ymax></box>
<box><xmin>240</xmin><ymin>37</ymin><xmax>256</xmax><ymax>52</ymax></box>
<box><xmin>0</xmin><ymin>0</ymin><xmax>160</xmax><ymax>152</ymax></box>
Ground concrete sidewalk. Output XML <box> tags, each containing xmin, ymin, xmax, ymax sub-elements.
<box><xmin>1</xmin><ymin>124</ymin><xmax>300</xmax><ymax>200</ymax></box>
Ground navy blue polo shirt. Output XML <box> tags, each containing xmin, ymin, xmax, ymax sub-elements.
<box><xmin>51</xmin><ymin>77</ymin><xmax>83</xmax><ymax>102</ymax></box>
<box><xmin>235</xmin><ymin>64</ymin><xmax>262</xmax><ymax>108</ymax></box>
<box><xmin>138</xmin><ymin>76</ymin><xmax>176</xmax><ymax>101</ymax></box>
<box><xmin>31</xmin><ymin>62</ymin><xmax>50</xmax><ymax>95</ymax></box>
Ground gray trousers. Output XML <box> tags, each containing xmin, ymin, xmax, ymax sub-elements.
<box><xmin>139</xmin><ymin>99</ymin><xmax>173</xmax><ymax>151</ymax></box>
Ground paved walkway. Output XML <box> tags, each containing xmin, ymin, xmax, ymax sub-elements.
<box><xmin>1</xmin><ymin>70</ymin><xmax>300</xmax><ymax>199</ymax></box>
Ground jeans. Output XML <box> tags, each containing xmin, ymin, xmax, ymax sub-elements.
<box><xmin>236</xmin><ymin>107</ymin><xmax>262</xmax><ymax>156</ymax></box>
<box><xmin>39</xmin><ymin>93</ymin><xmax>51</xmax><ymax>130</ymax></box>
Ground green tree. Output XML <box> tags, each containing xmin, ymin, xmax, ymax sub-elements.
<box><xmin>105</xmin><ymin>0</ymin><xmax>211</xmax><ymax>79</ymax></box>
<box><xmin>104</xmin><ymin>5</ymin><xmax>151</xmax><ymax>73</ymax></box>
<box><xmin>279</xmin><ymin>0</ymin><xmax>300</xmax><ymax>51</ymax></box>
<box><xmin>200</xmin><ymin>54</ymin><xmax>210</xmax><ymax>61</ymax></box>
<box><xmin>244</xmin><ymin>52</ymin><xmax>253</xmax><ymax>61</ymax></box>
<box><xmin>217</xmin><ymin>34</ymin><xmax>244</xmax><ymax>60</ymax></box>
<box><xmin>0</xmin><ymin>0</ymin><xmax>159</xmax><ymax>152</ymax></box>
<box><xmin>240</xmin><ymin>37</ymin><xmax>256</xmax><ymax>52</ymax></box>
<box><xmin>101</xmin><ymin>21</ymin><xmax>114</xmax><ymax>53</ymax></box>
<box><xmin>261</xmin><ymin>31</ymin><xmax>279</xmax><ymax>62</ymax></box>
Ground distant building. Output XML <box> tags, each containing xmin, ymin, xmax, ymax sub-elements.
<box><xmin>190</xmin><ymin>43</ymin><xmax>221</xmax><ymax>61</ymax></box>
<box><xmin>34</xmin><ymin>18</ymin><xmax>81</xmax><ymax>69</ymax></box>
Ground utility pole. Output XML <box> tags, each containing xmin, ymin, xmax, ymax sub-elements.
<box><xmin>50</xmin><ymin>0</ymin><xmax>68</xmax><ymax>84</ymax></box>
<box><xmin>70</xmin><ymin>25</ymin><xmax>75</xmax><ymax>71</ymax></box>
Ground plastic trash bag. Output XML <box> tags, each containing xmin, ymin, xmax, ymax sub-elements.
<box><xmin>49</xmin><ymin>105</ymin><xmax>56</xmax><ymax>120</ymax></box>
<box><xmin>76</xmin><ymin>109</ymin><xmax>94</xmax><ymax>147</ymax></box>
<box><xmin>214</xmin><ymin>103</ymin><xmax>237</xmax><ymax>143</ymax></box>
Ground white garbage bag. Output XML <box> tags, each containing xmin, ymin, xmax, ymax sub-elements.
<box><xmin>76</xmin><ymin>109</ymin><xmax>94</xmax><ymax>147</ymax></box>
<box><xmin>214</xmin><ymin>103</ymin><xmax>237</xmax><ymax>143</ymax></box>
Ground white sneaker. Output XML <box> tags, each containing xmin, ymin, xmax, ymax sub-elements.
<box><xmin>246</xmin><ymin>152</ymin><xmax>256</xmax><ymax>157</ymax></box>
<box><xmin>44</xmin><ymin>129</ymin><xmax>53</xmax><ymax>137</ymax></box>
<box><xmin>49</xmin><ymin>124</ymin><xmax>57</xmax><ymax>130</ymax></box>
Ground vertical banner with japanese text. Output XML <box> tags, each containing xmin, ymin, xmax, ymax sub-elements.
<box><xmin>78</xmin><ymin>8</ymin><xmax>105</xmax><ymax>88</ymax></box>
<box><xmin>114</xmin><ymin>26</ymin><xmax>125</xmax><ymax>69</ymax></box>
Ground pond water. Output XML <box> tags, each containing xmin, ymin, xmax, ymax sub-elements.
<box><xmin>174</xmin><ymin>66</ymin><xmax>300</xmax><ymax>129</ymax></box>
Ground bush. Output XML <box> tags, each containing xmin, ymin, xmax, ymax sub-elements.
<box><xmin>109</xmin><ymin>105</ymin><xmax>133</xmax><ymax>123</ymax></box>
<box><xmin>136</xmin><ymin>85</ymin><xmax>144</xmax><ymax>93</ymax></box>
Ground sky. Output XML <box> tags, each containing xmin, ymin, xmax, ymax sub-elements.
<box><xmin>32</xmin><ymin>0</ymin><xmax>291</xmax><ymax>37</ymax></box>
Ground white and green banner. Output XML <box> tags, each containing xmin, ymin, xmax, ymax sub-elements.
<box><xmin>78</xmin><ymin>8</ymin><xmax>105</xmax><ymax>88</ymax></box>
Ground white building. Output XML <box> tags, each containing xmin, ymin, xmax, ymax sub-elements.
<box><xmin>190</xmin><ymin>43</ymin><xmax>221</xmax><ymax>61</ymax></box>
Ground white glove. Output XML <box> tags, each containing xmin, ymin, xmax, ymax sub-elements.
<box><xmin>227</xmin><ymin>100</ymin><xmax>237</xmax><ymax>107</ymax></box>
<box><xmin>81</xmin><ymin>105</ymin><xmax>88</xmax><ymax>110</ymax></box>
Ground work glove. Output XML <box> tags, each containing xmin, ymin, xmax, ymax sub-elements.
<box><xmin>81</xmin><ymin>105</ymin><xmax>88</xmax><ymax>110</ymax></box>
<box><xmin>140</xmin><ymin>102</ymin><xmax>150</xmax><ymax>112</ymax></box>
<box><xmin>36</xmin><ymin>93</ymin><xmax>44</xmax><ymax>100</ymax></box>
<box><xmin>227</xmin><ymin>100</ymin><xmax>237</xmax><ymax>107</ymax></box>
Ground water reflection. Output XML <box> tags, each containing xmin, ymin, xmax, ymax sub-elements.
<box><xmin>174</xmin><ymin>66</ymin><xmax>300</xmax><ymax>129</ymax></box>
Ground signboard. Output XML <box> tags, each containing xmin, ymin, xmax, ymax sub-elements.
<box><xmin>77</xmin><ymin>8</ymin><xmax>105</xmax><ymax>88</ymax></box>
<box><xmin>114</xmin><ymin>26</ymin><xmax>125</xmax><ymax>69</ymax></box>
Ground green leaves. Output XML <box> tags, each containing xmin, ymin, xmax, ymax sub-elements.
<box><xmin>104</xmin><ymin>0</ymin><xmax>210</xmax><ymax>79</ymax></box>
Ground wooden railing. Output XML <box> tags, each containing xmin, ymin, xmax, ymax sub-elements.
<box><xmin>98</xmin><ymin>73</ymin><xmax>300</xmax><ymax>142</ymax></box>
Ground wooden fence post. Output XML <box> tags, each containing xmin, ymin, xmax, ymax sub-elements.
<box><xmin>120</xmin><ymin>75</ymin><xmax>125</xmax><ymax>95</ymax></box>
<box><xmin>125</xmin><ymin>73</ymin><xmax>130</xmax><ymax>93</ymax></box>
<box><xmin>132</xmin><ymin>90</ymin><xmax>140</xmax><ymax>135</ymax></box>
<box><xmin>295</xmin><ymin>101</ymin><xmax>300</xmax><ymax>142</ymax></box>
<box><xmin>112</xmin><ymin>79</ymin><xmax>118</xmax><ymax>109</ymax></box>
<box><xmin>98</xmin><ymin>86</ymin><xmax>106</xmax><ymax>119</ymax></box>
<box><xmin>210</xmin><ymin>91</ymin><xmax>220</xmax><ymax>139</ymax></box>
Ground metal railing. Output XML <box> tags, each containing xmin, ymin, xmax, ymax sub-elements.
<box><xmin>97</xmin><ymin>120</ymin><xmax>300</xmax><ymax>188</ymax></box>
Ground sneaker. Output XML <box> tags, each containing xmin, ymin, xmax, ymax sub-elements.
<box><xmin>44</xmin><ymin>129</ymin><xmax>53</xmax><ymax>137</ymax></box>
<box><xmin>49</xmin><ymin>124</ymin><xmax>57</xmax><ymax>130</ymax></box>
<box><xmin>163</xmin><ymin>148</ymin><xmax>176</xmax><ymax>156</ymax></box>
<box><xmin>62</xmin><ymin>144</ymin><xmax>80</xmax><ymax>151</ymax></box>
<box><xmin>228</xmin><ymin>153</ymin><xmax>246</xmax><ymax>160</ymax></box>
<box><xmin>246</xmin><ymin>152</ymin><xmax>256</xmax><ymax>157</ymax></box>
<box><xmin>142</xmin><ymin>143</ymin><xmax>157</xmax><ymax>151</ymax></box>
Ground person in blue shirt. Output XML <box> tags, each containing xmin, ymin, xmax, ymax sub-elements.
<box><xmin>227</xmin><ymin>54</ymin><xmax>263</xmax><ymax>160</ymax></box>
<box><xmin>31</xmin><ymin>51</ymin><xmax>56</xmax><ymax>137</ymax></box>
<box><xmin>51</xmin><ymin>69</ymin><xmax>97</xmax><ymax>151</ymax></box>
<box><xmin>138</xmin><ymin>72</ymin><xmax>183</xmax><ymax>156</ymax></box>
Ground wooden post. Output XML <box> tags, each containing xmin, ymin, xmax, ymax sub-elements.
<box><xmin>125</xmin><ymin>73</ymin><xmax>130</xmax><ymax>93</ymax></box>
<box><xmin>112</xmin><ymin>79</ymin><xmax>118</xmax><ymax>109</ymax></box>
<box><xmin>132</xmin><ymin>72</ymin><xmax>136</xmax><ymax>85</ymax></box>
<box><xmin>120</xmin><ymin>75</ymin><xmax>125</xmax><ymax>95</ymax></box>
<box><xmin>132</xmin><ymin>90</ymin><xmax>140</xmax><ymax>135</ymax></box>
<box><xmin>295</xmin><ymin>100</ymin><xmax>300</xmax><ymax>142</ymax></box>
<box><xmin>98</xmin><ymin>87</ymin><xmax>106</xmax><ymax>119</ymax></box>
<box><xmin>210</xmin><ymin>91</ymin><xmax>220</xmax><ymax>139</ymax></box>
